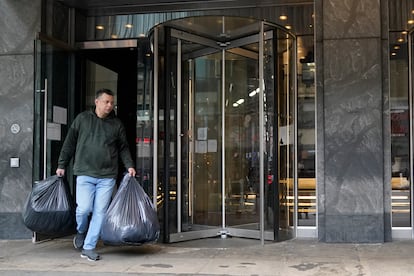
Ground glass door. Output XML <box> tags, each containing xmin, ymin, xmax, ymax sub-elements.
<box><xmin>33</xmin><ymin>34</ymin><xmax>73</xmax><ymax>242</ymax></box>
<box><xmin>152</xmin><ymin>16</ymin><xmax>296</xmax><ymax>243</ymax></box>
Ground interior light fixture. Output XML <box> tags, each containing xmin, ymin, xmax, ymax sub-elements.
<box><xmin>391</xmin><ymin>52</ymin><xmax>397</xmax><ymax>56</ymax></box>
<box><xmin>285</xmin><ymin>25</ymin><xmax>292</xmax><ymax>30</ymax></box>
<box><xmin>408</xmin><ymin>19</ymin><xmax>414</xmax><ymax>24</ymax></box>
<box><xmin>125</xmin><ymin>24</ymin><xmax>133</xmax><ymax>28</ymax></box>
<box><xmin>279</xmin><ymin>15</ymin><xmax>288</xmax><ymax>21</ymax></box>
<box><xmin>394</xmin><ymin>45</ymin><xmax>400</xmax><ymax>50</ymax></box>
<box><xmin>249</xmin><ymin>88</ymin><xmax>259</xmax><ymax>97</ymax></box>
<box><xmin>96</xmin><ymin>25</ymin><xmax>104</xmax><ymax>30</ymax></box>
<box><xmin>236</xmin><ymin>99</ymin><xmax>245</xmax><ymax>105</ymax></box>
<box><xmin>398</xmin><ymin>38</ymin><xmax>404</xmax><ymax>43</ymax></box>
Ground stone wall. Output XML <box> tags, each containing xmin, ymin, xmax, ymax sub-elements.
<box><xmin>0</xmin><ymin>0</ymin><xmax>41</xmax><ymax>238</ymax></box>
<box><xmin>316</xmin><ymin>0</ymin><xmax>392</xmax><ymax>242</ymax></box>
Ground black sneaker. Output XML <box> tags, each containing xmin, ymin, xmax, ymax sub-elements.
<box><xmin>73</xmin><ymin>232</ymin><xmax>86</xmax><ymax>250</ymax></box>
<box><xmin>81</xmin><ymin>249</ymin><xmax>100</xmax><ymax>261</ymax></box>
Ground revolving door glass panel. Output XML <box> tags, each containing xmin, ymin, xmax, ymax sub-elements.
<box><xmin>153</xmin><ymin>16</ymin><xmax>296</xmax><ymax>242</ymax></box>
<box><xmin>182</xmin><ymin>50</ymin><xmax>223</xmax><ymax>231</ymax></box>
<box><xmin>224</xmin><ymin>49</ymin><xmax>260</xmax><ymax>231</ymax></box>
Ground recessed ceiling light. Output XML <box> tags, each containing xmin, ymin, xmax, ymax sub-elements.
<box><xmin>408</xmin><ymin>19</ymin><xmax>414</xmax><ymax>24</ymax></box>
<box><xmin>398</xmin><ymin>38</ymin><xmax>404</xmax><ymax>42</ymax></box>
<box><xmin>125</xmin><ymin>24</ymin><xmax>133</xmax><ymax>28</ymax></box>
<box><xmin>96</xmin><ymin>25</ymin><xmax>104</xmax><ymax>30</ymax></box>
<box><xmin>279</xmin><ymin>15</ymin><xmax>288</xmax><ymax>20</ymax></box>
<box><xmin>285</xmin><ymin>25</ymin><xmax>292</xmax><ymax>30</ymax></box>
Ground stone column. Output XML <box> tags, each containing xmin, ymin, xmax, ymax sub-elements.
<box><xmin>316</xmin><ymin>0</ymin><xmax>392</xmax><ymax>242</ymax></box>
<box><xmin>0</xmin><ymin>0</ymin><xmax>41</xmax><ymax>238</ymax></box>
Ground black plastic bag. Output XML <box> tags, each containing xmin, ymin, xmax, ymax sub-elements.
<box><xmin>22</xmin><ymin>175</ymin><xmax>76</xmax><ymax>236</ymax></box>
<box><xmin>101</xmin><ymin>174</ymin><xmax>160</xmax><ymax>245</ymax></box>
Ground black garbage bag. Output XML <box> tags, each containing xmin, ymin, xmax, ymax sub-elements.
<box><xmin>22</xmin><ymin>175</ymin><xmax>76</xmax><ymax>236</ymax></box>
<box><xmin>101</xmin><ymin>174</ymin><xmax>160</xmax><ymax>245</ymax></box>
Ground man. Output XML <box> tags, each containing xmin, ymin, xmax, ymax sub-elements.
<box><xmin>56</xmin><ymin>88</ymin><xmax>136</xmax><ymax>261</ymax></box>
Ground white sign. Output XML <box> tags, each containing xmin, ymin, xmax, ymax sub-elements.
<box><xmin>53</xmin><ymin>106</ymin><xmax>67</xmax><ymax>125</ymax></box>
<box><xmin>47</xmin><ymin>122</ymin><xmax>61</xmax><ymax>141</ymax></box>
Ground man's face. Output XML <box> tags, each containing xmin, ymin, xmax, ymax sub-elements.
<box><xmin>95</xmin><ymin>93</ymin><xmax>115</xmax><ymax>118</ymax></box>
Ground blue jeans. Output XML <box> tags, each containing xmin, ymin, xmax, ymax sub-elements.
<box><xmin>75</xmin><ymin>176</ymin><xmax>116</xmax><ymax>250</ymax></box>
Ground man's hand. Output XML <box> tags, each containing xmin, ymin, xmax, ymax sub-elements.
<box><xmin>56</xmin><ymin>168</ymin><xmax>65</xmax><ymax>177</ymax></box>
<box><xmin>128</xmin><ymin>167</ymin><xmax>136</xmax><ymax>177</ymax></box>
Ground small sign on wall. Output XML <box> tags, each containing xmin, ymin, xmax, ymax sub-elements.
<box><xmin>47</xmin><ymin>122</ymin><xmax>61</xmax><ymax>141</ymax></box>
<box><xmin>53</xmin><ymin>106</ymin><xmax>67</xmax><ymax>125</ymax></box>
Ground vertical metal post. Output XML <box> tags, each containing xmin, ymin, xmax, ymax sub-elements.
<box><xmin>221</xmin><ymin>47</ymin><xmax>226</xmax><ymax>231</ymax></box>
<box><xmin>189</xmin><ymin>59</ymin><xmax>194</xmax><ymax>220</ymax></box>
<box><xmin>259</xmin><ymin>22</ymin><xmax>265</xmax><ymax>246</ymax></box>
<box><xmin>177</xmin><ymin>38</ymin><xmax>182</xmax><ymax>232</ymax></box>
<box><xmin>153</xmin><ymin>28</ymin><xmax>159</xmax><ymax>208</ymax></box>
<box><xmin>43</xmin><ymin>79</ymin><xmax>48</xmax><ymax>179</ymax></box>
<box><xmin>409</xmin><ymin>31</ymin><xmax>414</xmax><ymax>239</ymax></box>
<box><xmin>163</xmin><ymin>27</ymin><xmax>172</xmax><ymax>243</ymax></box>
<box><xmin>292</xmin><ymin>36</ymin><xmax>299</xmax><ymax>238</ymax></box>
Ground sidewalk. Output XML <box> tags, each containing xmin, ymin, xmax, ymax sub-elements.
<box><xmin>1</xmin><ymin>237</ymin><xmax>414</xmax><ymax>275</ymax></box>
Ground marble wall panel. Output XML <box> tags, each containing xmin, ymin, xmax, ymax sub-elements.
<box><xmin>0</xmin><ymin>0</ymin><xmax>41</xmax><ymax>239</ymax></box>
<box><xmin>323</xmin><ymin>38</ymin><xmax>383</xmax><ymax>214</ymax></box>
<box><xmin>323</xmin><ymin>0</ymin><xmax>381</xmax><ymax>39</ymax></box>
<box><xmin>325</xmin><ymin>214</ymin><xmax>384</xmax><ymax>242</ymax></box>
<box><xmin>0</xmin><ymin>54</ymin><xmax>34</xmax><ymax>212</ymax></box>
<box><xmin>381</xmin><ymin>5</ymin><xmax>392</xmax><ymax>241</ymax></box>
<box><xmin>321</xmin><ymin>36</ymin><xmax>385</xmax><ymax>241</ymax></box>
<box><xmin>0</xmin><ymin>0</ymin><xmax>41</xmax><ymax>54</ymax></box>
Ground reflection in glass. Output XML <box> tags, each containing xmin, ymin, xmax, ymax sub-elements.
<box><xmin>297</xmin><ymin>36</ymin><xmax>316</xmax><ymax>226</ymax></box>
<box><xmin>390</xmin><ymin>31</ymin><xmax>411</xmax><ymax>227</ymax></box>
<box><xmin>224</xmin><ymin>50</ymin><xmax>260</xmax><ymax>229</ymax></box>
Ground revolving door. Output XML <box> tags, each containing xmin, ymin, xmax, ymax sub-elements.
<box><xmin>151</xmin><ymin>16</ymin><xmax>296</xmax><ymax>243</ymax></box>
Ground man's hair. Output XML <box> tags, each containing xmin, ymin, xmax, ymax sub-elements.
<box><xmin>95</xmin><ymin>88</ymin><xmax>114</xmax><ymax>99</ymax></box>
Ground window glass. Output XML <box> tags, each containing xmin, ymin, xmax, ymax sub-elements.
<box><xmin>390</xmin><ymin>31</ymin><xmax>410</xmax><ymax>227</ymax></box>
<box><xmin>297</xmin><ymin>36</ymin><xmax>316</xmax><ymax>226</ymax></box>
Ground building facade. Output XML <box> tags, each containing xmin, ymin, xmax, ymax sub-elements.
<box><xmin>0</xmin><ymin>0</ymin><xmax>412</xmax><ymax>243</ymax></box>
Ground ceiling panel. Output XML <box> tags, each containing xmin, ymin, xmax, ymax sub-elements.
<box><xmin>58</xmin><ymin>0</ymin><xmax>313</xmax><ymax>16</ymax></box>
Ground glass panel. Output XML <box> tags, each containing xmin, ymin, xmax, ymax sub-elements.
<box><xmin>164</xmin><ymin>31</ymin><xmax>179</xmax><ymax>236</ymax></box>
<box><xmin>263</xmin><ymin>30</ymin><xmax>277</xmax><ymax>233</ymax></box>
<box><xmin>264</xmin><ymin>27</ymin><xmax>296</xmax><ymax>238</ymax></box>
<box><xmin>33</xmin><ymin>38</ymin><xmax>72</xmax><ymax>242</ymax></box>
<box><xmin>297</xmin><ymin>35</ymin><xmax>316</xmax><ymax>226</ymax></box>
<box><xmin>184</xmin><ymin>52</ymin><xmax>223</xmax><ymax>229</ymax></box>
<box><xmin>136</xmin><ymin>40</ymin><xmax>154</xmax><ymax>196</ymax></box>
<box><xmin>34</xmin><ymin>39</ymin><xmax>43</xmax><ymax>181</ymax></box>
<box><xmin>224</xmin><ymin>49</ymin><xmax>260</xmax><ymax>229</ymax></box>
<box><xmin>33</xmin><ymin>40</ymin><xmax>71</xmax><ymax>181</ymax></box>
<box><xmin>390</xmin><ymin>31</ymin><xmax>411</xmax><ymax>227</ymax></box>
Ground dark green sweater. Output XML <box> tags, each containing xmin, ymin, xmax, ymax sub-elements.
<box><xmin>57</xmin><ymin>109</ymin><xmax>134</xmax><ymax>178</ymax></box>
